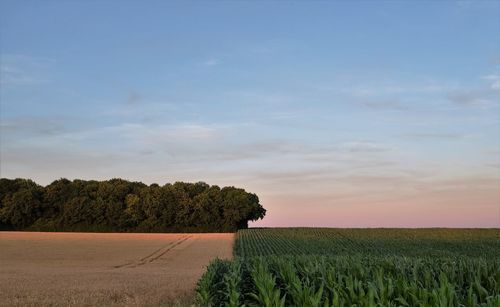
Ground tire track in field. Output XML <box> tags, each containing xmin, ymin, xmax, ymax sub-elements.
<box><xmin>114</xmin><ymin>235</ymin><xmax>192</xmax><ymax>268</ymax></box>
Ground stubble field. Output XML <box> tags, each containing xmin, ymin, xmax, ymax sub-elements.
<box><xmin>0</xmin><ymin>232</ymin><xmax>234</xmax><ymax>306</ymax></box>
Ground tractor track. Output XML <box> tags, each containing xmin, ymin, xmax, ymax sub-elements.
<box><xmin>114</xmin><ymin>235</ymin><xmax>192</xmax><ymax>268</ymax></box>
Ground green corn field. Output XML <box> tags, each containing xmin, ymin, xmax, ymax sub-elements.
<box><xmin>197</xmin><ymin>228</ymin><xmax>500</xmax><ymax>307</ymax></box>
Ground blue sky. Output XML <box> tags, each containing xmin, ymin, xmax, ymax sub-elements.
<box><xmin>1</xmin><ymin>1</ymin><xmax>499</xmax><ymax>227</ymax></box>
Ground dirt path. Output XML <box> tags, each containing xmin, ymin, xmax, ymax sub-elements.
<box><xmin>0</xmin><ymin>232</ymin><xmax>234</xmax><ymax>306</ymax></box>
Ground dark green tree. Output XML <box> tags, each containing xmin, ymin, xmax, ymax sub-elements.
<box><xmin>0</xmin><ymin>178</ymin><xmax>266</xmax><ymax>232</ymax></box>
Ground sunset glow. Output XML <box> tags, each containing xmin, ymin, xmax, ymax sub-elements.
<box><xmin>1</xmin><ymin>1</ymin><xmax>499</xmax><ymax>227</ymax></box>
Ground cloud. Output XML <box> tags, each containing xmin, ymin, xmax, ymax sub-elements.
<box><xmin>1</xmin><ymin>121</ymin><xmax>227</xmax><ymax>161</ymax></box>
<box><xmin>0</xmin><ymin>117</ymin><xmax>400</xmax><ymax>183</ymax></box>
<box><xmin>401</xmin><ymin>133</ymin><xmax>471</xmax><ymax>140</ymax></box>
<box><xmin>0</xmin><ymin>117</ymin><xmax>69</xmax><ymax>137</ymax></box>
<box><xmin>77</xmin><ymin>122</ymin><xmax>224</xmax><ymax>146</ymax></box>
<box><xmin>339</xmin><ymin>141</ymin><xmax>392</xmax><ymax>153</ymax></box>
<box><xmin>0</xmin><ymin>66</ymin><xmax>37</xmax><ymax>85</ymax></box>
<box><xmin>125</xmin><ymin>91</ymin><xmax>141</xmax><ymax>105</ymax></box>
<box><xmin>447</xmin><ymin>90</ymin><xmax>499</xmax><ymax>108</ymax></box>
<box><xmin>203</xmin><ymin>59</ymin><xmax>218</xmax><ymax>66</ymax></box>
<box><xmin>444</xmin><ymin>74</ymin><xmax>500</xmax><ymax>108</ymax></box>
<box><xmin>0</xmin><ymin>147</ymin><xmax>122</xmax><ymax>173</ymax></box>
<box><xmin>483</xmin><ymin>74</ymin><xmax>500</xmax><ymax>90</ymax></box>
<box><xmin>359</xmin><ymin>100</ymin><xmax>406</xmax><ymax>110</ymax></box>
<box><xmin>436</xmin><ymin>176</ymin><xmax>500</xmax><ymax>190</ymax></box>
<box><xmin>163</xmin><ymin>123</ymin><xmax>220</xmax><ymax>140</ymax></box>
<box><xmin>485</xmin><ymin>163</ymin><xmax>500</xmax><ymax>169</ymax></box>
<box><xmin>0</xmin><ymin>54</ymin><xmax>55</xmax><ymax>86</ymax></box>
<box><xmin>0</xmin><ymin>121</ymin><xmax>230</xmax><ymax>183</ymax></box>
<box><xmin>338</xmin><ymin>83</ymin><xmax>449</xmax><ymax>97</ymax></box>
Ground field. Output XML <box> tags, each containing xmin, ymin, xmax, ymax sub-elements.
<box><xmin>235</xmin><ymin>228</ymin><xmax>500</xmax><ymax>258</ymax></box>
<box><xmin>197</xmin><ymin>228</ymin><xmax>500</xmax><ymax>306</ymax></box>
<box><xmin>0</xmin><ymin>232</ymin><xmax>234</xmax><ymax>306</ymax></box>
<box><xmin>1</xmin><ymin>229</ymin><xmax>499</xmax><ymax>307</ymax></box>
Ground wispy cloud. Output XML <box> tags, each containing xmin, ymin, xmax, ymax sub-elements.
<box><xmin>0</xmin><ymin>54</ymin><xmax>55</xmax><ymax>86</ymax></box>
<box><xmin>401</xmin><ymin>133</ymin><xmax>473</xmax><ymax>140</ymax></box>
<box><xmin>483</xmin><ymin>74</ymin><xmax>500</xmax><ymax>90</ymax></box>
<box><xmin>125</xmin><ymin>90</ymin><xmax>141</xmax><ymax>105</ymax></box>
<box><xmin>203</xmin><ymin>59</ymin><xmax>219</xmax><ymax>67</ymax></box>
<box><xmin>86</xmin><ymin>122</ymin><xmax>224</xmax><ymax>145</ymax></box>
<box><xmin>0</xmin><ymin>117</ymin><xmax>69</xmax><ymax>137</ymax></box>
<box><xmin>359</xmin><ymin>100</ymin><xmax>406</xmax><ymax>110</ymax></box>
<box><xmin>447</xmin><ymin>87</ymin><xmax>500</xmax><ymax>107</ymax></box>
<box><xmin>337</xmin><ymin>83</ymin><xmax>450</xmax><ymax>97</ymax></box>
<box><xmin>485</xmin><ymin>163</ymin><xmax>500</xmax><ymax>169</ymax></box>
<box><xmin>339</xmin><ymin>141</ymin><xmax>392</xmax><ymax>153</ymax></box>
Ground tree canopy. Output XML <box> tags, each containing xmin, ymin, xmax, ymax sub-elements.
<box><xmin>0</xmin><ymin>178</ymin><xmax>266</xmax><ymax>232</ymax></box>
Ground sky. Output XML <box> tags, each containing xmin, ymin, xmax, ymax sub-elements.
<box><xmin>1</xmin><ymin>1</ymin><xmax>499</xmax><ymax>228</ymax></box>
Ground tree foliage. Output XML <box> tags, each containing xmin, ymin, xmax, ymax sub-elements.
<box><xmin>0</xmin><ymin>178</ymin><xmax>265</xmax><ymax>232</ymax></box>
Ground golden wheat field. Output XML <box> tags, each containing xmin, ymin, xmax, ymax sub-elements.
<box><xmin>0</xmin><ymin>232</ymin><xmax>234</xmax><ymax>306</ymax></box>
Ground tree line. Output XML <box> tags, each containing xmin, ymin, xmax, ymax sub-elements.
<box><xmin>0</xmin><ymin>178</ymin><xmax>266</xmax><ymax>232</ymax></box>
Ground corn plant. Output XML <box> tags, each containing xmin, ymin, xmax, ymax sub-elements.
<box><xmin>196</xmin><ymin>228</ymin><xmax>500</xmax><ymax>306</ymax></box>
<box><xmin>249</xmin><ymin>259</ymin><xmax>286</xmax><ymax>307</ymax></box>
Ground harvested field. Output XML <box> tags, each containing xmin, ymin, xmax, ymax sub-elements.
<box><xmin>0</xmin><ymin>232</ymin><xmax>234</xmax><ymax>306</ymax></box>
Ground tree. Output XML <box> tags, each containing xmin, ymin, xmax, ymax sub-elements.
<box><xmin>0</xmin><ymin>178</ymin><xmax>266</xmax><ymax>232</ymax></box>
<box><xmin>0</xmin><ymin>179</ymin><xmax>43</xmax><ymax>229</ymax></box>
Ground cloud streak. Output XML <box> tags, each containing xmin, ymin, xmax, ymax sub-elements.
<box><xmin>203</xmin><ymin>59</ymin><xmax>219</xmax><ymax>66</ymax></box>
<box><xmin>0</xmin><ymin>54</ymin><xmax>55</xmax><ymax>86</ymax></box>
<box><xmin>483</xmin><ymin>74</ymin><xmax>500</xmax><ymax>90</ymax></box>
<box><xmin>400</xmin><ymin>133</ymin><xmax>472</xmax><ymax>140</ymax></box>
<box><xmin>447</xmin><ymin>90</ymin><xmax>499</xmax><ymax>108</ymax></box>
